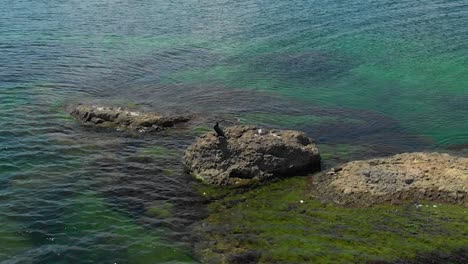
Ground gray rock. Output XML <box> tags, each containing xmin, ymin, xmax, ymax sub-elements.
<box><xmin>311</xmin><ymin>152</ymin><xmax>468</xmax><ymax>206</ymax></box>
<box><xmin>69</xmin><ymin>104</ymin><xmax>191</xmax><ymax>132</ymax></box>
<box><xmin>184</xmin><ymin>125</ymin><xmax>321</xmax><ymax>186</ymax></box>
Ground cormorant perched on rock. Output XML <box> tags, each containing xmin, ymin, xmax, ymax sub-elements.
<box><xmin>214</xmin><ymin>122</ymin><xmax>226</xmax><ymax>138</ymax></box>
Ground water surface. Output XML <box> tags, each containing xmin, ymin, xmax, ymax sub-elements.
<box><xmin>1</xmin><ymin>0</ymin><xmax>467</xmax><ymax>262</ymax></box>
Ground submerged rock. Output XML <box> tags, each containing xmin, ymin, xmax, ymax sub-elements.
<box><xmin>69</xmin><ymin>104</ymin><xmax>191</xmax><ymax>132</ymax></box>
<box><xmin>311</xmin><ymin>152</ymin><xmax>468</xmax><ymax>206</ymax></box>
<box><xmin>184</xmin><ymin>125</ymin><xmax>321</xmax><ymax>186</ymax></box>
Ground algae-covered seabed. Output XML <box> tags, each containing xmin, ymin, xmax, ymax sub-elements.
<box><xmin>193</xmin><ymin>149</ymin><xmax>468</xmax><ymax>263</ymax></box>
<box><xmin>1</xmin><ymin>0</ymin><xmax>468</xmax><ymax>263</ymax></box>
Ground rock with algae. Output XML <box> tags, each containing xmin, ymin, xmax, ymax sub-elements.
<box><xmin>311</xmin><ymin>152</ymin><xmax>468</xmax><ymax>206</ymax></box>
<box><xmin>69</xmin><ymin>104</ymin><xmax>191</xmax><ymax>132</ymax></box>
<box><xmin>184</xmin><ymin>125</ymin><xmax>321</xmax><ymax>186</ymax></box>
<box><xmin>194</xmin><ymin>177</ymin><xmax>468</xmax><ymax>263</ymax></box>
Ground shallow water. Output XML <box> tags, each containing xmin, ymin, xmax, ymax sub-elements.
<box><xmin>1</xmin><ymin>0</ymin><xmax>467</xmax><ymax>263</ymax></box>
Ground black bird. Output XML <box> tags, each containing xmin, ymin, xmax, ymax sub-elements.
<box><xmin>214</xmin><ymin>122</ymin><xmax>226</xmax><ymax>138</ymax></box>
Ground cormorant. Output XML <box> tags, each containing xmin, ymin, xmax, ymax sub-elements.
<box><xmin>214</xmin><ymin>122</ymin><xmax>226</xmax><ymax>138</ymax></box>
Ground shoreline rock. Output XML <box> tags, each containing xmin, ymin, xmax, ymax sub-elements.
<box><xmin>69</xmin><ymin>104</ymin><xmax>191</xmax><ymax>132</ymax></box>
<box><xmin>310</xmin><ymin>152</ymin><xmax>468</xmax><ymax>207</ymax></box>
<box><xmin>184</xmin><ymin>125</ymin><xmax>321</xmax><ymax>186</ymax></box>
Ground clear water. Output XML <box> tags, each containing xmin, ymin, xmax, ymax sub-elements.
<box><xmin>0</xmin><ymin>0</ymin><xmax>467</xmax><ymax>263</ymax></box>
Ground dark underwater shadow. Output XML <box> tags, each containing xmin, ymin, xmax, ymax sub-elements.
<box><xmin>244</xmin><ymin>50</ymin><xmax>357</xmax><ymax>84</ymax></box>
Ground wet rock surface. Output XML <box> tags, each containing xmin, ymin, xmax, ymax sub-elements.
<box><xmin>184</xmin><ymin>125</ymin><xmax>321</xmax><ymax>186</ymax></box>
<box><xmin>311</xmin><ymin>152</ymin><xmax>468</xmax><ymax>206</ymax></box>
<box><xmin>69</xmin><ymin>104</ymin><xmax>191</xmax><ymax>132</ymax></box>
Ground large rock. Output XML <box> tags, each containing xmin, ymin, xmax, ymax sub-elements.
<box><xmin>311</xmin><ymin>152</ymin><xmax>468</xmax><ymax>206</ymax></box>
<box><xmin>70</xmin><ymin>104</ymin><xmax>191</xmax><ymax>132</ymax></box>
<box><xmin>184</xmin><ymin>125</ymin><xmax>321</xmax><ymax>186</ymax></box>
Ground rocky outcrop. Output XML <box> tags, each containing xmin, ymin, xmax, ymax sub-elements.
<box><xmin>184</xmin><ymin>125</ymin><xmax>321</xmax><ymax>186</ymax></box>
<box><xmin>311</xmin><ymin>152</ymin><xmax>468</xmax><ymax>206</ymax></box>
<box><xmin>69</xmin><ymin>104</ymin><xmax>191</xmax><ymax>132</ymax></box>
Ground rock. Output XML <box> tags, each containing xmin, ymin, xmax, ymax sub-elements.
<box><xmin>184</xmin><ymin>125</ymin><xmax>321</xmax><ymax>186</ymax></box>
<box><xmin>69</xmin><ymin>104</ymin><xmax>191</xmax><ymax>132</ymax></box>
<box><xmin>404</xmin><ymin>178</ymin><xmax>414</xmax><ymax>185</ymax></box>
<box><xmin>311</xmin><ymin>152</ymin><xmax>468</xmax><ymax>207</ymax></box>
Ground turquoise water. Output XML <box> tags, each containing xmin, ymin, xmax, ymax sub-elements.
<box><xmin>1</xmin><ymin>0</ymin><xmax>467</xmax><ymax>263</ymax></box>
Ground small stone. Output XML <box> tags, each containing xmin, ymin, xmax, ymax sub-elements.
<box><xmin>362</xmin><ymin>170</ymin><xmax>371</xmax><ymax>177</ymax></box>
<box><xmin>404</xmin><ymin>178</ymin><xmax>414</xmax><ymax>184</ymax></box>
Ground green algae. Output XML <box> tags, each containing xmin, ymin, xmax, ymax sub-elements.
<box><xmin>199</xmin><ymin>177</ymin><xmax>468</xmax><ymax>263</ymax></box>
<box><xmin>196</xmin><ymin>183</ymin><xmax>235</xmax><ymax>201</ymax></box>
<box><xmin>191</xmin><ymin>126</ymin><xmax>212</xmax><ymax>135</ymax></box>
<box><xmin>124</xmin><ymin>102</ymin><xmax>143</xmax><ymax>109</ymax></box>
<box><xmin>147</xmin><ymin>201</ymin><xmax>174</xmax><ymax>218</ymax></box>
<box><xmin>61</xmin><ymin>192</ymin><xmax>195</xmax><ymax>263</ymax></box>
<box><xmin>139</xmin><ymin>146</ymin><xmax>180</xmax><ymax>158</ymax></box>
<box><xmin>48</xmin><ymin>100</ymin><xmax>69</xmax><ymax>116</ymax></box>
<box><xmin>0</xmin><ymin>215</ymin><xmax>33</xmax><ymax>260</ymax></box>
<box><xmin>162</xmin><ymin>169</ymin><xmax>176</xmax><ymax>176</ymax></box>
